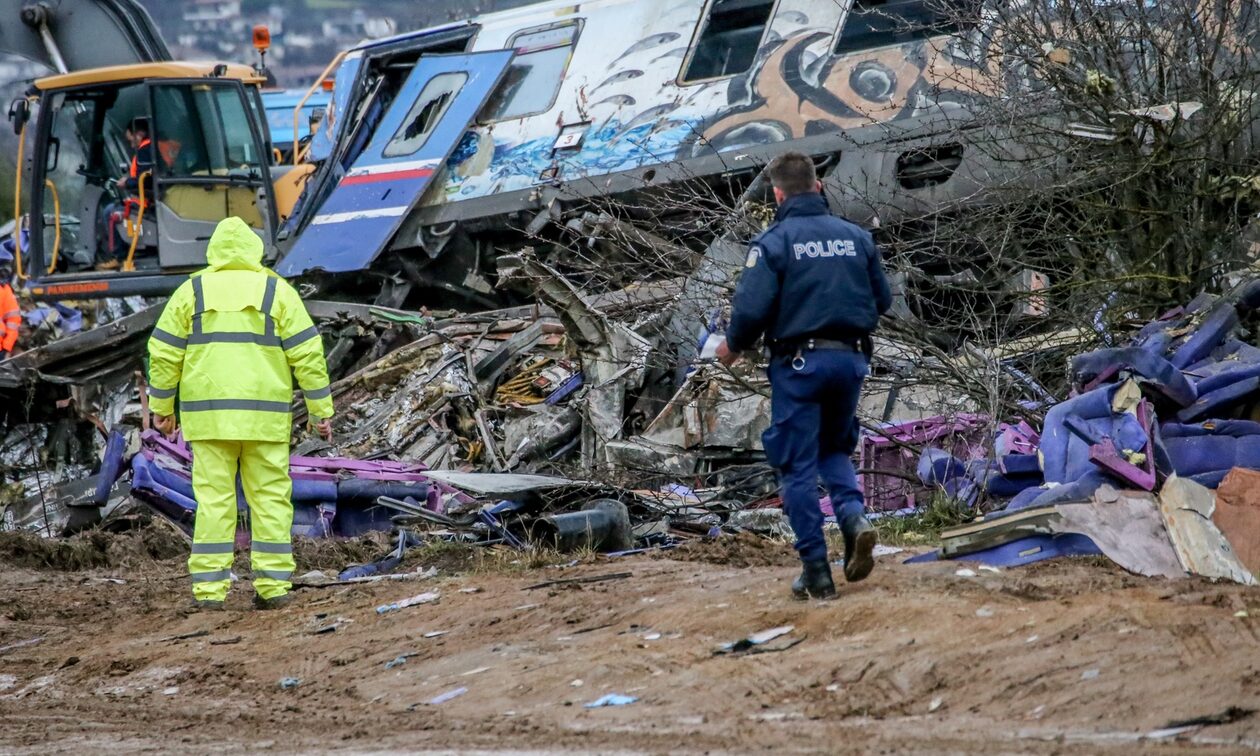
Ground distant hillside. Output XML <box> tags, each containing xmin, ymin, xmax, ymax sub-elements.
<box><xmin>135</xmin><ymin>0</ymin><xmax>544</xmax><ymax>37</ymax></box>
<box><xmin>133</xmin><ymin>0</ymin><xmax>545</xmax><ymax>86</ymax></box>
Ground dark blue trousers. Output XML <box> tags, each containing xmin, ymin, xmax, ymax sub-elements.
<box><xmin>762</xmin><ymin>348</ymin><xmax>868</xmax><ymax>563</ymax></box>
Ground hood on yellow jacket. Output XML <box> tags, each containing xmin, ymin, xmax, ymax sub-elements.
<box><xmin>200</xmin><ymin>217</ymin><xmax>268</xmax><ymax>274</ymax></box>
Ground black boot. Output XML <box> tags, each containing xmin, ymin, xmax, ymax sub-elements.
<box><xmin>842</xmin><ymin>516</ymin><xmax>877</xmax><ymax>583</ymax></box>
<box><xmin>792</xmin><ymin>559</ymin><xmax>836</xmax><ymax>600</ymax></box>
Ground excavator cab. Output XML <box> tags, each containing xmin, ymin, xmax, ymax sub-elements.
<box><xmin>15</xmin><ymin>64</ymin><xmax>280</xmax><ymax>299</ymax></box>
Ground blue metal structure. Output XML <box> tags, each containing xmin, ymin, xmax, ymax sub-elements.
<box><xmin>260</xmin><ymin>88</ymin><xmax>332</xmax><ymax>152</ymax></box>
<box><xmin>278</xmin><ymin>51</ymin><xmax>514</xmax><ymax>276</ymax></box>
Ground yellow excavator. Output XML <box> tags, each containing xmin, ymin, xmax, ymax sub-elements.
<box><xmin>0</xmin><ymin>0</ymin><xmax>315</xmax><ymax>300</ymax></box>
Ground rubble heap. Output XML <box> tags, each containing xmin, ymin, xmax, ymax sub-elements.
<box><xmin>903</xmin><ymin>280</ymin><xmax>1260</xmax><ymax>581</ymax></box>
<box><xmin>8</xmin><ymin>236</ymin><xmax>1260</xmax><ymax>589</ymax></box>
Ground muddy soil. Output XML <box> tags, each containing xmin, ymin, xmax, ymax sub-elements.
<box><xmin>0</xmin><ymin>521</ymin><xmax>188</xmax><ymax>571</ymax></box>
<box><xmin>3</xmin><ymin>532</ymin><xmax>1260</xmax><ymax>754</ymax></box>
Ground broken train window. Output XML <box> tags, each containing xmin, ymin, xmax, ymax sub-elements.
<box><xmin>383</xmin><ymin>71</ymin><xmax>469</xmax><ymax>158</ymax></box>
<box><xmin>833</xmin><ymin>0</ymin><xmax>963</xmax><ymax>55</ymax></box>
<box><xmin>481</xmin><ymin>22</ymin><xmax>580</xmax><ymax>123</ymax></box>
<box><xmin>681</xmin><ymin>0</ymin><xmax>777</xmax><ymax>83</ymax></box>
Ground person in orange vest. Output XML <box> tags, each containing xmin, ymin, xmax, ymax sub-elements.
<box><xmin>98</xmin><ymin>117</ymin><xmax>156</xmax><ymax>269</ymax></box>
<box><xmin>117</xmin><ymin>116</ymin><xmax>155</xmax><ymax>199</ymax></box>
<box><xmin>0</xmin><ymin>244</ymin><xmax>21</xmax><ymax>359</ymax></box>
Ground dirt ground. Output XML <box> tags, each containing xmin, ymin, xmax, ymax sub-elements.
<box><xmin>3</xmin><ymin>527</ymin><xmax>1260</xmax><ymax>754</ymax></box>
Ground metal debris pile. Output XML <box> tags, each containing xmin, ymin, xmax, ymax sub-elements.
<box><xmin>893</xmin><ymin>279</ymin><xmax>1260</xmax><ymax>583</ymax></box>
<box><xmin>11</xmin><ymin>238</ymin><xmax>1260</xmax><ymax>590</ymax></box>
<box><xmin>0</xmin><ymin>249</ymin><xmax>778</xmax><ymax>556</ymax></box>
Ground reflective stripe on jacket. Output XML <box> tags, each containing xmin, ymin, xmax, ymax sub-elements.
<box><xmin>0</xmin><ymin>284</ymin><xmax>19</xmax><ymax>351</ymax></box>
<box><xmin>146</xmin><ymin>217</ymin><xmax>333</xmax><ymax>441</ymax></box>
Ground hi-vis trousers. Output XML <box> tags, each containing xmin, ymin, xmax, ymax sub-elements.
<box><xmin>188</xmin><ymin>439</ymin><xmax>295</xmax><ymax>601</ymax></box>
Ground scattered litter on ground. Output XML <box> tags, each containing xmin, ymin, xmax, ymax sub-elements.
<box><xmin>716</xmin><ymin>625</ymin><xmax>796</xmax><ymax>655</ymax></box>
<box><xmin>295</xmin><ymin>566</ymin><xmax>439</xmax><ymax>588</ymax></box>
<box><xmin>162</xmin><ymin>629</ymin><xmax>210</xmax><ymax>643</ymax></box>
<box><xmin>0</xmin><ymin>637</ymin><xmax>44</xmax><ymax>655</ymax></box>
<box><xmin>426</xmin><ymin>687</ymin><xmax>468</xmax><ymax>705</ymax></box>
<box><xmin>524</xmin><ymin>572</ymin><xmax>633</xmax><ymax>591</ymax></box>
<box><xmin>279</xmin><ymin>677</ymin><xmax>301</xmax><ymax>690</ymax></box>
<box><xmin>310</xmin><ymin>616</ymin><xmax>352</xmax><ymax>635</ymax></box>
<box><xmin>585</xmin><ymin>693</ymin><xmax>638</xmax><ymax>708</ymax></box>
<box><xmin>385</xmin><ymin>654</ymin><xmax>417</xmax><ymax>670</ymax></box>
<box><xmin>376</xmin><ymin>592</ymin><xmax>440</xmax><ymax>614</ymax></box>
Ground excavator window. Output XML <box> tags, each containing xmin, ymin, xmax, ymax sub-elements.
<box><xmin>145</xmin><ymin>81</ymin><xmax>274</xmax><ymax>270</ymax></box>
<box><xmin>151</xmin><ymin>84</ymin><xmax>262</xmax><ymax>179</ymax></box>
<box><xmin>40</xmin><ymin>92</ymin><xmax>94</xmax><ymax>269</ymax></box>
<box><xmin>35</xmin><ymin>85</ymin><xmax>149</xmax><ymax>272</ymax></box>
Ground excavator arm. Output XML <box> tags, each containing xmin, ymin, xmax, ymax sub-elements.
<box><xmin>0</xmin><ymin>0</ymin><xmax>167</xmax><ymax>74</ymax></box>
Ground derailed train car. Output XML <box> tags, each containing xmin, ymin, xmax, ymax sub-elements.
<box><xmin>7</xmin><ymin>0</ymin><xmax>1255</xmax><ymax>309</ymax></box>
<box><xmin>276</xmin><ymin>0</ymin><xmax>1003</xmax><ymax>304</ymax></box>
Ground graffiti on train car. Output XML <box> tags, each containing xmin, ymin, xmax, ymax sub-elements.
<box><xmin>693</xmin><ymin>25</ymin><xmax>1001</xmax><ymax>153</ymax></box>
<box><xmin>438</xmin><ymin>9</ymin><xmax>999</xmax><ymax>201</ymax></box>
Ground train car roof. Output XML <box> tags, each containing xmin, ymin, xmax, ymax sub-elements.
<box><xmin>35</xmin><ymin>62</ymin><xmax>266</xmax><ymax>91</ymax></box>
<box><xmin>345</xmin><ymin>0</ymin><xmax>610</xmax><ymax>56</ymax></box>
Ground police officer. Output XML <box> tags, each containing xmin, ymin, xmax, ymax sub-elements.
<box><xmin>718</xmin><ymin>151</ymin><xmax>892</xmax><ymax>599</ymax></box>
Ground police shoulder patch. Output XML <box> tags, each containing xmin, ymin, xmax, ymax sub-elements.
<box><xmin>745</xmin><ymin>245</ymin><xmax>763</xmax><ymax>268</ymax></box>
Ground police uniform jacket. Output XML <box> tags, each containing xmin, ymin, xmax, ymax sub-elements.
<box><xmin>726</xmin><ymin>192</ymin><xmax>892</xmax><ymax>353</ymax></box>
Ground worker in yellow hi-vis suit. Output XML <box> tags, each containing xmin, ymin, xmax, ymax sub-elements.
<box><xmin>146</xmin><ymin>217</ymin><xmax>334</xmax><ymax>611</ymax></box>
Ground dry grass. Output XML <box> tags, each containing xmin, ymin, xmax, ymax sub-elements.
<box><xmin>869</xmin><ymin>494</ymin><xmax>972</xmax><ymax>548</ymax></box>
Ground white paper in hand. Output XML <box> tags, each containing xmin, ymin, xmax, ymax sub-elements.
<box><xmin>699</xmin><ymin>333</ymin><xmax>726</xmax><ymax>361</ymax></box>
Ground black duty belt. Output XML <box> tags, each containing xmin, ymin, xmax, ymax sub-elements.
<box><xmin>772</xmin><ymin>337</ymin><xmax>867</xmax><ymax>362</ymax></box>
<box><xmin>773</xmin><ymin>338</ymin><xmax>859</xmax><ymax>354</ymax></box>
<box><xmin>801</xmin><ymin>338</ymin><xmax>858</xmax><ymax>352</ymax></box>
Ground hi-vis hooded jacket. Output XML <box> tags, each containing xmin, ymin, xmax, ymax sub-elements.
<box><xmin>146</xmin><ymin>218</ymin><xmax>333</xmax><ymax>442</ymax></box>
